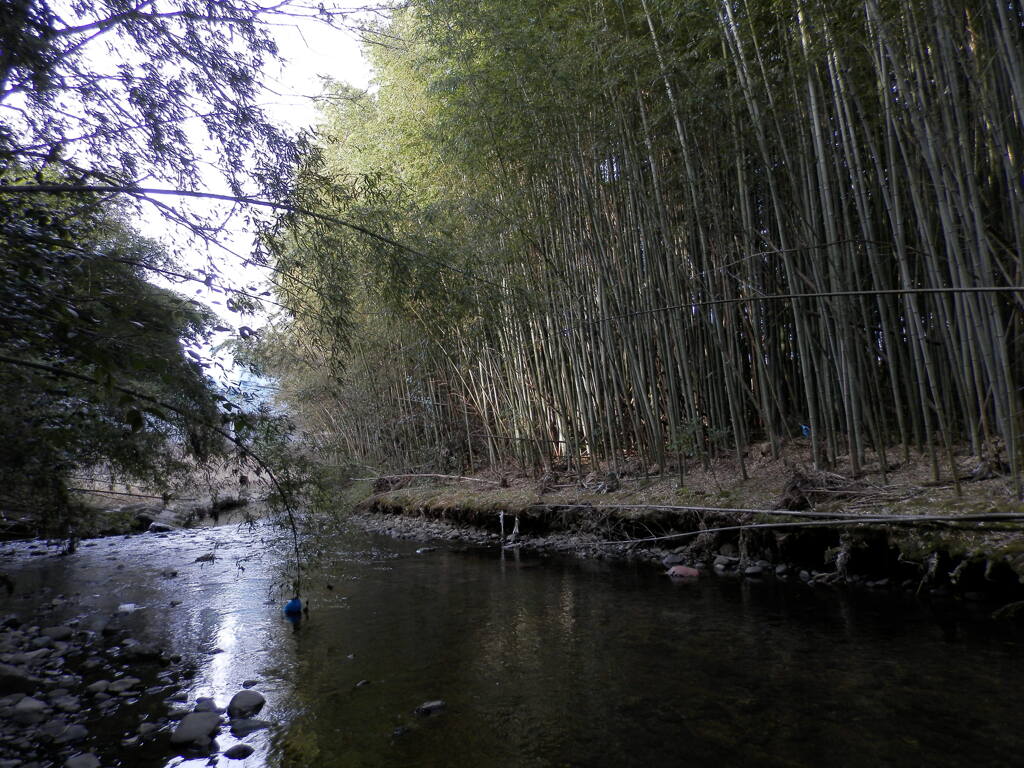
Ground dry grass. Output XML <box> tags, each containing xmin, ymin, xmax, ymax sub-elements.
<box><xmin>361</xmin><ymin>439</ymin><xmax>1024</xmax><ymax>522</ymax></box>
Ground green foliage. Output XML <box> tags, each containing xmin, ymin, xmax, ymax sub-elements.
<box><xmin>0</xmin><ymin>183</ymin><xmax>228</xmax><ymax>535</ymax></box>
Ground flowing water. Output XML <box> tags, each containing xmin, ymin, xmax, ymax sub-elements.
<box><xmin>2</xmin><ymin>521</ymin><xmax>1023</xmax><ymax>767</ymax></box>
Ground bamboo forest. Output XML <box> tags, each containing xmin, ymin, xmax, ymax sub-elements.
<box><xmin>269</xmin><ymin>0</ymin><xmax>1024</xmax><ymax>493</ymax></box>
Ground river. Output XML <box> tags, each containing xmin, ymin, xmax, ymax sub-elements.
<box><xmin>1</xmin><ymin>520</ymin><xmax>1023</xmax><ymax>767</ymax></box>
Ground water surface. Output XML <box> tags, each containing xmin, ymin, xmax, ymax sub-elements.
<box><xmin>2</xmin><ymin>524</ymin><xmax>1022</xmax><ymax>767</ymax></box>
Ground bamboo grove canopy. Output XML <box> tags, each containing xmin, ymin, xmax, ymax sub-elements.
<box><xmin>264</xmin><ymin>0</ymin><xmax>1024</xmax><ymax>491</ymax></box>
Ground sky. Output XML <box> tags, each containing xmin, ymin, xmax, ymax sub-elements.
<box><xmin>161</xmin><ymin>14</ymin><xmax>373</xmax><ymax>299</ymax></box>
<box><xmin>263</xmin><ymin>18</ymin><xmax>374</xmax><ymax>132</ymax></box>
<box><xmin>135</xmin><ymin>12</ymin><xmax>376</xmax><ymax>392</ymax></box>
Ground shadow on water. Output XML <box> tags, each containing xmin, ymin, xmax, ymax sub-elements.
<box><xmin>2</xmin><ymin>523</ymin><xmax>1024</xmax><ymax>767</ymax></box>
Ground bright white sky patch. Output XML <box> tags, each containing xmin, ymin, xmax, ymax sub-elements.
<box><xmin>137</xmin><ymin>15</ymin><xmax>374</xmax><ymax>389</ymax></box>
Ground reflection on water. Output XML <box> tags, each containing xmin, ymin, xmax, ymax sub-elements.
<box><xmin>278</xmin><ymin>533</ymin><xmax>1024</xmax><ymax>768</ymax></box>
<box><xmin>3</xmin><ymin>523</ymin><xmax>1024</xmax><ymax>768</ymax></box>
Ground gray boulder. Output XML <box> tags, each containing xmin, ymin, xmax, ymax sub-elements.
<box><xmin>227</xmin><ymin>690</ymin><xmax>265</xmax><ymax>719</ymax></box>
<box><xmin>170</xmin><ymin>711</ymin><xmax>222</xmax><ymax>745</ymax></box>
<box><xmin>224</xmin><ymin>744</ymin><xmax>255</xmax><ymax>759</ymax></box>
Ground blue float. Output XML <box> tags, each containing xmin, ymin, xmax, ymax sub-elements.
<box><xmin>283</xmin><ymin>597</ymin><xmax>303</xmax><ymax>616</ymax></box>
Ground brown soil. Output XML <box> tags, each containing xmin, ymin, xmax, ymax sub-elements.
<box><xmin>351</xmin><ymin>441</ymin><xmax>1024</xmax><ymax>597</ymax></box>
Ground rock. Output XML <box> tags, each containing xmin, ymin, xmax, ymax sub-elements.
<box><xmin>0</xmin><ymin>663</ymin><xmax>36</xmax><ymax>694</ymax></box>
<box><xmin>52</xmin><ymin>694</ymin><xmax>80</xmax><ymax>713</ymax></box>
<box><xmin>719</xmin><ymin>542</ymin><xmax>737</xmax><ymax>557</ymax></box>
<box><xmin>170</xmin><ymin>711</ymin><xmax>222</xmax><ymax>745</ymax></box>
<box><xmin>713</xmin><ymin>555</ymin><xmax>736</xmax><ymax>570</ymax></box>
<box><xmin>64</xmin><ymin>754</ymin><xmax>100</xmax><ymax>768</ymax></box>
<box><xmin>137</xmin><ymin>722</ymin><xmax>157</xmax><ymax>737</ymax></box>
<box><xmin>229</xmin><ymin>718</ymin><xmax>271</xmax><ymax>737</ymax></box>
<box><xmin>415</xmin><ymin>547</ymin><xmax>436</xmax><ymax>554</ymax></box>
<box><xmin>775</xmin><ymin>564</ymin><xmax>789</xmax><ymax>577</ymax></box>
<box><xmin>240</xmin><ymin>679</ymin><xmax>259</xmax><ymax>689</ymax></box>
<box><xmin>55</xmin><ymin>724</ymin><xmax>88</xmax><ymax>744</ymax></box>
<box><xmin>86</xmin><ymin>680</ymin><xmax>109</xmax><ymax>694</ymax></box>
<box><xmin>41</xmin><ymin>626</ymin><xmax>73</xmax><ymax>641</ymax></box>
<box><xmin>223</xmin><ymin>744</ymin><xmax>255</xmax><ymax>759</ymax></box>
<box><xmin>194</xmin><ymin>553</ymin><xmax>216</xmax><ymax>563</ymax></box>
<box><xmin>40</xmin><ymin>717</ymin><xmax>69</xmax><ymax>739</ymax></box>
<box><xmin>14</xmin><ymin>696</ymin><xmax>47</xmax><ymax>714</ymax></box>
<box><xmin>744</xmin><ymin>565</ymin><xmax>765</xmax><ymax>577</ymax></box>
<box><xmin>227</xmin><ymin>690</ymin><xmax>265</xmax><ymax>719</ymax></box>
<box><xmin>122</xmin><ymin>642</ymin><xmax>161</xmax><ymax>661</ymax></box>
<box><xmin>194</xmin><ymin>697</ymin><xmax>220</xmax><ymax>712</ymax></box>
<box><xmin>108</xmin><ymin>677</ymin><xmax>140</xmax><ymax>693</ymax></box>
<box><xmin>414</xmin><ymin>699</ymin><xmax>446</xmax><ymax>716</ymax></box>
<box><xmin>799</xmin><ymin>570</ymin><xmax>811</xmax><ymax>582</ymax></box>
<box><xmin>666</xmin><ymin>565</ymin><xmax>699</xmax><ymax>579</ymax></box>
<box><xmin>661</xmin><ymin>553</ymin><xmax>687</xmax><ymax>567</ymax></box>
<box><xmin>148</xmin><ymin>522</ymin><xmax>174</xmax><ymax>533</ymax></box>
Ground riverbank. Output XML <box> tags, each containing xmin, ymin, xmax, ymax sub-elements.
<box><xmin>0</xmin><ymin>523</ymin><xmax>288</xmax><ymax>766</ymax></box>
<box><xmin>350</xmin><ymin>445</ymin><xmax>1024</xmax><ymax>608</ymax></box>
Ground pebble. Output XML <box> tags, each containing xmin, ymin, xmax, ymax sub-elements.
<box><xmin>14</xmin><ymin>696</ymin><xmax>47</xmax><ymax>713</ymax></box>
<box><xmin>64</xmin><ymin>754</ymin><xmax>100</xmax><ymax>768</ymax></box>
<box><xmin>241</xmin><ymin>679</ymin><xmax>259</xmax><ymax>689</ymax></box>
<box><xmin>666</xmin><ymin>565</ymin><xmax>700</xmax><ymax>578</ymax></box>
<box><xmin>41</xmin><ymin>626</ymin><xmax>73</xmax><ymax>642</ymax></box>
<box><xmin>415</xmin><ymin>699</ymin><xmax>446</xmax><ymax>716</ymax></box>
<box><xmin>108</xmin><ymin>677</ymin><xmax>140</xmax><ymax>693</ymax></box>
<box><xmin>137</xmin><ymin>722</ymin><xmax>157</xmax><ymax>737</ymax></box>
<box><xmin>55</xmin><ymin>723</ymin><xmax>89</xmax><ymax>744</ymax></box>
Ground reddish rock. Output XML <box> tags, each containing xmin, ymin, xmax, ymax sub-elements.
<box><xmin>666</xmin><ymin>565</ymin><xmax>700</xmax><ymax>579</ymax></box>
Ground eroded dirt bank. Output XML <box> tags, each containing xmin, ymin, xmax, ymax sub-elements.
<box><xmin>349</xmin><ymin>448</ymin><xmax>1024</xmax><ymax>610</ymax></box>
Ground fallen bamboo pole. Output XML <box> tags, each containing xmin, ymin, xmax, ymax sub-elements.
<box><xmin>591</xmin><ymin>513</ymin><xmax>1024</xmax><ymax>546</ymax></box>
<box><xmin>356</xmin><ymin>474</ymin><xmax>503</xmax><ymax>485</ymax></box>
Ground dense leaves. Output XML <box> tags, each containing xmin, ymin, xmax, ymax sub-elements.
<box><xmin>0</xmin><ymin>187</ymin><xmax>226</xmax><ymax>534</ymax></box>
<box><xmin>0</xmin><ymin>1</ymin><xmax>367</xmax><ymax>537</ymax></box>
